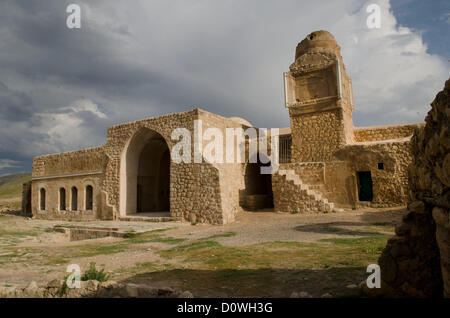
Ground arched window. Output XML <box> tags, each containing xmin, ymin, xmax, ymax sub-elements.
<box><xmin>59</xmin><ymin>188</ymin><xmax>66</xmax><ymax>211</ymax></box>
<box><xmin>71</xmin><ymin>187</ymin><xmax>78</xmax><ymax>211</ymax></box>
<box><xmin>85</xmin><ymin>185</ymin><xmax>93</xmax><ymax>210</ymax></box>
<box><xmin>39</xmin><ymin>188</ymin><xmax>46</xmax><ymax>211</ymax></box>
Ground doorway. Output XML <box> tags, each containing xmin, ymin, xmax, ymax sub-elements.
<box><xmin>357</xmin><ymin>171</ymin><xmax>373</xmax><ymax>202</ymax></box>
<box><xmin>243</xmin><ymin>154</ymin><xmax>274</xmax><ymax>210</ymax></box>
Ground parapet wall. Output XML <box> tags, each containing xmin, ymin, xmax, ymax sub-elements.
<box><xmin>32</xmin><ymin>146</ymin><xmax>107</xmax><ymax>178</ymax></box>
<box><xmin>354</xmin><ymin>123</ymin><xmax>424</xmax><ymax>143</ymax></box>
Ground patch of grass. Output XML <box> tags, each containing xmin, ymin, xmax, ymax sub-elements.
<box><xmin>200</xmin><ymin>232</ymin><xmax>237</xmax><ymax>240</ymax></box>
<box><xmin>81</xmin><ymin>262</ymin><xmax>110</xmax><ymax>282</ymax></box>
<box><xmin>45</xmin><ymin>257</ymin><xmax>70</xmax><ymax>266</ymax></box>
<box><xmin>123</xmin><ymin>228</ymin><xmax>183</xmax><ymax>245</ymax></box>
<box><xmin>150</xmin><ymin>237</ymin><xmax>186</xmax><ymax>244</ymax></box>
<box><xmin>158</xmin><ymin>235</ymin><xmax>390</xmax><ymax>273</ymax></box>
<box><xmin>57</xmin><ymin>279</ymin><xmax>69</xmax><ymax>297</ymax></box>
<box><xmin>161</xmin><ymin>240</ymin><xmax>221</xmax><ymax>257</ymax></box>
<box><xmin>71</xmin><ymin>244</ymin><xmax>127</xmax><ymax>258</ymax></box>
<box><xmin>319</xmin><ymin>236</ymin><xmax>389</xmax><ymax>256</ymax></box>
<box><xmin>0</xmin><ymin>229</ymin><xmax>39</xmax><ymax>237</ymax></box>
<box><xmin>372</xmin><ymin>222</ymin><xmax>391</xmax><ymax>226</ymax></box>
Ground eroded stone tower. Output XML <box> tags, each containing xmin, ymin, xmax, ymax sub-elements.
<box><xmin>284</xmin><ymin>30</ymin><xmax>354</xmax><ymax>162</ymax></box>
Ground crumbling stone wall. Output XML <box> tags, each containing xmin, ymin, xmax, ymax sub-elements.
<box><xmin>32</xmin><ymin>147</ymin><xmax>107</xmax><ymax>178</ymax></box>
<box><xmin>371</xmin><ymin>79</ymin><xmax>450</xmax><ymax>298</ymax></box>
<box><xmin>354</xmin><ymin>123</ymin><xmax>423</xmax><ymax>143</ymax></box>
<box><xmin>21</xmin><ymin>181</ymin><xmax>32</xmax><ymax>217</ymax></box>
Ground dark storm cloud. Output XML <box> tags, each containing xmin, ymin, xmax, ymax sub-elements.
<box><xmin>0</xmin><ymin>81</ymin><xmax>35</xmax><ymax>121</ymax></box>
<box><xmin>0</xmin><ymin>0</ymin><xmax>448</xmax><ymax>176</ymax></box>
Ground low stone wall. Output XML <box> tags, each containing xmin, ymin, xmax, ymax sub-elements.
<box><xmin>0</xmin><ymin>279</ymin><xmax>193</xmax><ymax>298</ymax></box>
<box><xmin>21</xmin><ymin>181</ymin><xmax>32</xmax><ymax>217</ymax></box>
<box><xmin>365</xmin><ymin>79</ymin><xmax>450</xmax><ymax>298</ymax></box>
<box><xmin>354</xmin><ymin>123</ymin><xmax>423</xmax><ymax>143</ymax></box>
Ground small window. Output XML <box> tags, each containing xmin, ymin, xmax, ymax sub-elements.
<box><xmin>71</xmin><ymin>187</ymin><xmax>78</xmax><ymax>211</ymax></box>
<box><xmin>85</xmin><ymin>185</ymin><xmax>93</xmax><ymax>210</ymax></box>
<box><xmin>59</xmin><ymin>188</ymin><xmax>66</xmax><ymax>211</ymax></box>
<box><xmin>39</xmin><ymin>188</ymin><xmax>46</xmax><ymax>211</ymax></box>
<box><xmin>378</xmin><ymin>163</ymin><xmax>384</xmax><ymax>170</ymax></box>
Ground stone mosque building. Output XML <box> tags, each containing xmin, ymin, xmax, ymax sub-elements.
<box><xmin>23</xmin><ymin>30</ymin><xmax>423</xmax><ymax>225</ymax></box>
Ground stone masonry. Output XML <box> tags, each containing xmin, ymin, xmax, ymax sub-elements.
<box><xmin>362</xmin><ymin>79</ymin><xmax>449</xmax><ymax>298</ymax></box>
<box><xmin>26</xmin><ymin>30</ymin><xmax>425</xmax><ymax>225</ymax></box>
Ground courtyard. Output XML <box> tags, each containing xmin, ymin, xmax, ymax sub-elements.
<box><xmin>0</xmin><ymin>207</ymin><xmax>404</xmax><ymax>297</ymax></box>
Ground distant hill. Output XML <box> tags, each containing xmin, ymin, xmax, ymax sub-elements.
<box><xmin>0</xmin><ymin>173</ymin><xmax>31</xmax><ymax>199</ymax></box>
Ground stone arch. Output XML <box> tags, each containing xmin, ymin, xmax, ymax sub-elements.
<box><xmin>120</xmin><ymin>127</ymin><xmax>171</xmax><ymax>216</ymax></box>
<box><xmin>59</xmin><ymin>187</ymin><xmax>66</xmax><ymax>211</ymax></box>
<box><xmin>71</xmin><ymin>186</ymin><xmax>78</xmax><ymax>211</ymax></box>
<box><xmin>39</xmin><ymin>187</ymin><xmax>46</xmax><ymax>211</ymax></box>
<box><xmin>243</xmin><ymin>153</ymin><xmax>274</xmax><ymax>210</ymax></box>
<box><xmin>85</xmin><ymin>185</ymin><xmax>93</xmax><ymax>210</ymax></box>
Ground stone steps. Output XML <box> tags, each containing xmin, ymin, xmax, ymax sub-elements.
<box><xmin>277</xmin><ymin>169</ymin><xmax>336</xmax><ymax>213</ymax></box>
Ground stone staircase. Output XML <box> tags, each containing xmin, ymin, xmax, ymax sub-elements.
<box><xmin>275</xmin><ymin>169</ymin><xmax>336</xmax><ymax>213</ymax></box>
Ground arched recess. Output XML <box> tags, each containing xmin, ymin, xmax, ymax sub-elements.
<box><xmin>120</xmin><ymin>127</ymin><xmax>170</xmax><ymax>216</ymax></box>
<box><xmin>243</xmin><ymin>153</ymin><xmax>274</xmax><ymax>210</ymax></box>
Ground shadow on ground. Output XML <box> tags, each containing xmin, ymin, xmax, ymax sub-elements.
<box><xmin>89</xmin><ymin>267</ymin><xmax>365</xmax><ymax>298</ymax></box>
<box><xmin>294</xmin><ymin>221</ymin><xmax>384</xmax><ymax>236</ymax></box>
<box><xmin>293</xmin><ymin>208</ymin><xmax>406</xmax><ymax>236</ymax></box>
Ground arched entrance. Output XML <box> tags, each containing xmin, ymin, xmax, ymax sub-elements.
<box><xmin>243</xmin><ymin>154</ymin><xmax>274</xmax><ymax>210</ymax></box>
<box><xmin>120</xmin><ymin>128</ymin><xmax>170</xmax><ymax>216</ymax></box>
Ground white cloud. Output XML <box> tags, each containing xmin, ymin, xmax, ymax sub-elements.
<box><xmin>30</xmin><ymin>99</ymin><xmax>108</xmax><ymax>154</ymax></box>
<box><xmin>329</xmin><ymin>0</ymin><xmax>449</xmax><ymax>125</ymax></box>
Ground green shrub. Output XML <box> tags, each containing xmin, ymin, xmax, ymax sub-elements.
<box><xmin>81</xmin><ymin>262</ymin><xmax>110</xmax><ymax>282</ymax></box>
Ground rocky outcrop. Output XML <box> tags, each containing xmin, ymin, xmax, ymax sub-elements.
<box><xmin>364</xmin><ymin>79</ymin><xmax>450</xmax><ymax>298</ymax></box>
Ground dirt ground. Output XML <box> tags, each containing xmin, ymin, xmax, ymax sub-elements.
<box><xmin>0</xmin><ymin>207</ymin><xmax>405</xmax><ymax>297</ymax></box>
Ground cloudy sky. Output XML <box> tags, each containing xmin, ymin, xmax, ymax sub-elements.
<box><xmin>0</xmin><ymin>0</ymin><xmax>449</xmax><ymax>175</ymax></box>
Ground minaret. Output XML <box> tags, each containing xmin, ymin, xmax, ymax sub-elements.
<box><xmin>284</xmin><ymin>30</ymin><xmax>354</xmax><ymax>162</ymax></box>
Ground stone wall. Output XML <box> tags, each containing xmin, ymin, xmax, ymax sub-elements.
<box><xmin>32</xmin><ymin>146</ymin><xmax>107</xmax><ymax>178</ymax></box>
<box><xmin>367</xmin><ymin>79</ymin><xmax>450</xmax><ymax>298</ymax></box>
<box><xmin>272</xmin><ymin>171</ymin><xmax>333</xmax><ymax>213</ymax></box>
<box><xmin>0</xmin><ymin>279</ymin><xmax>190</xmax><ymax>298</ymax></box>
<box><xmin>290</xmin><ymin>108</ymin><xmax>346</xmax><ymax>162</ymax></box>
<box><xmin>354</xmin><ymin>123</ymin><xmax>423</xmax><ymax>143</ymax></box>
<box><xmin>322</xmin><ymin>161</ymin><xmax>355</xmax><ymax>207</ymax></box>
<box><xmin>31</xmin><ymin>174</ymin><xmax>104</xmax><ymax>221</ymax></box>
<box><xmin>336</xmin><ymin>138</ymin><xmax>413</xmax><ymax>206</ymax></box>
<box><xmin>21</xmin><ymin>181</ymin><xmax>32</xmax><ymax>217</ymax></box>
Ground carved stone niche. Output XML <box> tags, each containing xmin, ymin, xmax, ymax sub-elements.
<box><xmin>293</xmin><ymin>69</ymin><xmax>336</xmax><ymax>102</ymax></box>
<box><xmin>284</xmin><ymin>59</ymin><xmax>339</xmax><ymax>108</ymax></box>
